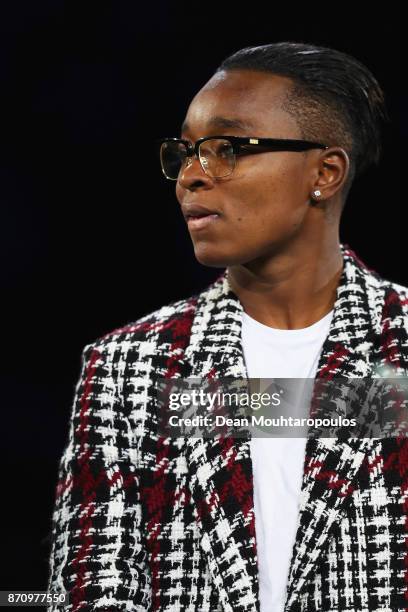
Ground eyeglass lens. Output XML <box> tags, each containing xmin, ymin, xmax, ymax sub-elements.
<box><xmin>160</xmin><ymin>138</ymin><xmax>235</xmax><ymax>179</ymax></box>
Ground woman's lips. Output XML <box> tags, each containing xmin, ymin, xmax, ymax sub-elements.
<box><xmin>187</xmin><ymin>213</ymin><xmax>220</xmax><ymax>230</ymax></box>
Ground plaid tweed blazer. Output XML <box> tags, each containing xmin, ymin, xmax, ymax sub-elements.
<box><xmin>47</xmin><ymin>242</ymin><xmax>408</xmax><ymax>612</ymax></box>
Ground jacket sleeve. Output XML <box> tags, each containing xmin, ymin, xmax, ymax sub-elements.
<box><xmin>46</xmin><ymin>341</ymin><xmax>151</xmax><ymax>612</ymax></box>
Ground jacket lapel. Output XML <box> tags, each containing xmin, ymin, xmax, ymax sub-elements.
<box><xmin>182</xmin><ymin>243</ymin><xmax>386</xmax><ymax>612</ymax></box>
<box><xmin>183</xmin><ymin>273</ymin><xmax>259</xmax><ymax>612</ymax></box>
<box><xmin>283</xmin><ymin>245</ymin><xmax>385</xmax><ymax>609</ymax></box>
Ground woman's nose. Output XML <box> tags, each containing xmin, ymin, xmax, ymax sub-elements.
<box><xmin>177</xmin><ymin>154</ymin><xmax>213</xmax><ymax>189</ymax></box>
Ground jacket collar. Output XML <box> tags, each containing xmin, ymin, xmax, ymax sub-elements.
<box><xmin>182</xmin><ymin>243</ymin><xmax>387</xmax><ymax>611</ymax></box>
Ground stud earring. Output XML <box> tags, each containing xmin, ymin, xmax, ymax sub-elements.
<box><xmin>313</xmin><ymin>190</ymin><xmax>321</xmax><ymax>198</ymax></box>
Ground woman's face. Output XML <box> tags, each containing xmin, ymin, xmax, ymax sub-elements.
<box><xmin>175</xmin><ymin>69</ymin><xmax>329</xmax><ymax>268</ymax></box>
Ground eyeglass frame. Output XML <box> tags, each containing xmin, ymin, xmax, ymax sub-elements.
<box><xmin>156</xmin><ymin>135</ymin><xmax>330</xmax><ymax>180</ymax></box>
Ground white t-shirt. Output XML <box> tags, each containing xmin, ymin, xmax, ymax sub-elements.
<box><xmin>241</xmin><ymin>308</ymin><xmax>334</xmax><ymax>612</ymax></box>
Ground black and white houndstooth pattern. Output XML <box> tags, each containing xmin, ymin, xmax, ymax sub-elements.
<box><xmin>47</xmin><ymin>242</ymin><xmax>408</xmax><ymax>612</ymax></box>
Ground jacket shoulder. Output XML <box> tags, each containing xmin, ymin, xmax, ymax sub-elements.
<box><xmin>82</xmin><ymin>288</ymin><xmax>204</xmax><ymax>356</ymax></box>
<box><xmin>364</xmin><ymin>267</ymin><xmax>408</xmax><ymax>341</ymax></box>
<box><xmin>385</xmin><ymin>278</ymin><xmax>408</xmax><ymax>299</ymax></box>
<box><xmin>375</xmin><ymin>270</ymin><xmax>408</xmax><ymax>305</ymax></box>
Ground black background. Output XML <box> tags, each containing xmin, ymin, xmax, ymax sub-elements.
<box><xmin>1</xmin><ymin>2</ymin><xmax>407</xmax><ymax>593</ymax></box>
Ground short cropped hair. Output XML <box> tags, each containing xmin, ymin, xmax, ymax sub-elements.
<box><xmin>215</xmin><ymin>41</ymin><xmax>390</xmax><ymax>206</ymax></box>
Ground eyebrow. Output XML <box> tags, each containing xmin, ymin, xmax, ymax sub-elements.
<box><xmin>180</xmin><ymin>116</ymin><xmax>256</xmax><ymax>135</ymax></box>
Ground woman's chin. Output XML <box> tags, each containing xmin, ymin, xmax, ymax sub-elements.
<box><xmin>193</xmin><ymin>246</ymin><xmax>230</xmax><ymax>268</ymax></box>
<box><xmin>193</xmin><ymin>245</ymin><xmax>243</xmax><ymax>268</ymax></box>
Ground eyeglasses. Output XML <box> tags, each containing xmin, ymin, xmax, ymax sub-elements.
<box><xmin>156</xmin><ymin>135</ymin><xmax>329</xmax><ymax>181</ymax></box>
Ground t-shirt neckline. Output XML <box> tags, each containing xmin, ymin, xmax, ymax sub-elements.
<box><xmin>242</xmin><ymin>308</ymin><xmax>334</xmax><ymax>338</ymax></box>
